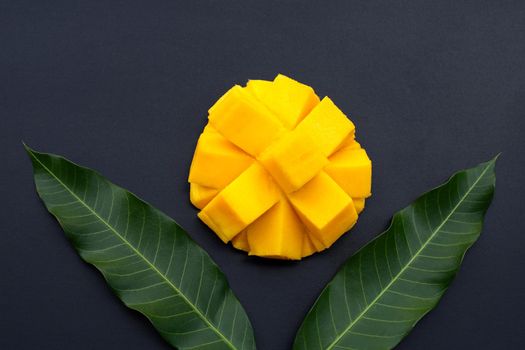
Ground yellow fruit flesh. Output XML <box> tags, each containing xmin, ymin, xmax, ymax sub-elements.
<box><xmin>231</xmin><ymin>230</ymin><xmax>250</xmax><ymax>252</ymax></box>
<box><xmin>190</xmin><ymin>183</ymin><xmax>219</xmax><ymax>209</ymax></box>
<box><xmin>245</xmin><ymin>79</ymin><xmax>273</xmax><ymax>101</ymax></box>
<box><xmin>249</xmin><ymin>75</ymin><xmax>320</xmax><ymax>129</ymax></box>
<box><xmin>246</xmin><ymin>197</ymin><xmax>304</xmax><ymax>260</ymax></box>
<box><xmin>257</xmin><ymin>129</ymin><xmax>328</xmax><ymax>193</ymax></box>
<box><xmin>353</xmin><ymin>197</ymin><xmax>366</xmax><ymax>214</ymax></box>
<box><xmin>296</xmin><ymin>96</ymin><xmax>355</xmax><ymax>156</ymax></box>
<box><xmin>288</xmin><ymin>172</ymin><xmax>358</xmax><ymax>248</ymax></box>
<box><xmin>301</xmin><ymin>234</ymin><xmax>317</xmax><ymax>258</ymax></box>
<box><xmin>188</xmin><ymin>127</ymin><xmax>253</xmax><ymax>189</ymax></box>
<box><xmin>198</xmin><ymin>162</ymin><xmax>280</xmax><ymax>243</ymax></box>
<box><xmin>325</xmin><ymin>148</ymin><xmax>372</xmax><ymax>198</ymax></box>
<box><xmin>208</xmin><ymin>85</ymin><xmax>285</xmax><ymax>156</ymax></box>
<box><xmin>189</xmin><ymin>74</ymin><xmax>372</xmax><ymax>259</ymax></box>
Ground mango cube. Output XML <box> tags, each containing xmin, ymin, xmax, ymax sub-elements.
<box><xmin>231</xmin><ymin>230</ymin><xmax>250</xmax><ymax>252</ymax></box>
<box><xmin>353</xmin><ymin>198</ymin><xmax>366</xmax><ymax>214</ymax></box>
<box><xmin>208</xmin><ymin>85</ymin><xmax>285</xmax><ymax>156</ymax></box>
<box><xmin>190</xmin><ymin>183</ymin><xmax>219</xmax><ymax>209</ymax></box>
<box><xmin>325</xmin><ymin>148</ymin><xmax>372</xmax><ymax>198</ymax></box>
<box><xmin>250</xmin><ymin>74</ymin><xmax>320</xmax><ymax>129</ymax></box>
<box><xmin>245</xmin><ymin>79</ymin><xmax>273</xmax><ymax>100</ymax></box>
<box><xmin>198</xmin><ymin>163</ymin><xmax>280</xmax><ymax>243</ymax></box>
<box><xmin>288</xmin><ymin>172</ymin><xmax>358</xmax><ymax>247</ymax></box>
<box><xmin>340</xmin><ymin>136</ymin><xmax>361</xmax><ymax>150</ymax></box>
<box><xmin>301</xmin><ymin>232</ymin><xmax>327</xmax><ymax>258</ymax></box>
<box><xmin>296</xmin><ymin>96</ymin><xmax>355</xmax><ymax>156</ymax></box>
<box><xmin>301</xmin><ymin>234</ymin><xmax>317</xmax><ymax>258</ymax></box>
<box><xmin>246</xmin><ymin>198</ymin><xmax>304</xmax><ymax>260</ymax></box>
<box><xmin>308</xmin><ymin>232</ymin><xmax>326</xmax><ymax>251</ymax></box>
<box><xmin>188</xmin><ymin>127</ymin><xmax>253</xmax><ymax>188</ymax></box>
<box><xmin>258</xmin><ymin>129</ymin><xmax>328</xmax><ymax>193</ymax></box>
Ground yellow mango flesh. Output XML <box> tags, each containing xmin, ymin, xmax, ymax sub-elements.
<box><xmin>231</xmin><ymin>230</ymin><xmax>250</xmax><ymax>252</ymax></box>
<box><xmin>301</xmin><ymin>234</ymin><xmax>317</xmax><ymax>258</ymax></box>
<box><xmin>325</xmin><ymin>148</ymin><xmax>372</xmax><ymax>198</ymax></box>
<box><xmin>249</xmin><ymin>75</ymin><xmax>320</xmax><ymax>129</ymax></box>
<box><xmin>245</xmin><ymin>79</ymin><xmax>273</xmax><ymax>100</ymax></box>
<box><xmin>296</xmin><ymin>96</ymin><xmax>355</xmax><ymax>156</ymax></box>
<box><xmin>189</xmin><ymin>74</ymin><xmax>372</xmax><ymax>259</ymax></box>
<box><xmin>190</xmin><ymin>183</ymin><xmax>219</xmax><ymax>209</ymax></box>
<box><xmin>258</xmin><ymin>129</ymin><xmax>328</xmax><ymax>193</ymax></box>
<box><xmin>246</xmin><ymin>197</ymin><xmax>304</xmax><ymax>260</ymax></box>
<box><xmin>353</xmin><ymin>197</ymin><xmax>366</xmax><ymax>214</ymax></box>
<box><xmin>188</xmin><ymin>127</ymin><xmax>253</xmax><ymax>189</ymax></box>
<box><xmin>208</xmin><ymin>85</ymin><xmax>285</xmax><ymax>156</ymax></box>
<box><xmin>198</xmin><ymin>162</ymin><xmax>280</xmax><ymax>243</ymax></box>
<box><xmin>288</xmin><ymin>172</ymin><xmax>358</xmax><ymax>248</ymax></box>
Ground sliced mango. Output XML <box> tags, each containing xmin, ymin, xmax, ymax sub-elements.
<box><xmin>250</xmin><ymin>74</ymin><xmax>320</xmax><ymax>129</ymax></box>
<box><xmin>208</xmin><ymin>85</ymin><xmax>285</xmax><ymax>156</ymax></box>
<box><xmin>353</xmin><ymin>198</ymin><xmax>366</xmax><ymax>214</ymax></box>
<box><xmin>245</xmin><ymin>79</ymin><xmax>273</xmax><ymax>101</ymax></box>
<box><xmin>340</xmin><ymin>136</ymin><xmax>361</xmax><ymax>150</ymax></box>
<box><xmin>296</xmin><ymin>96</ymin><xmax>355</xmax><ymax>156</ymax></box>
<box><xmin>190</xmin><ymin>183</ymin><xmax>219</xmax><ymax>209</ymax></box>
<box><xmin>301</xmin><ymin>234</ymin><xmax>317</xmax><ymax>258</ymax></box>
<box><xmin>308</xmin><ymin>232</ymin><xmax>326</xmax><ymax>251</ymax></box>
<box><xmin>246</xmin><ymin>197</ymin><xmax>304</xmax><ymax>260</ymax></box>
<box><xmin>198</xmin><ymin>163</ymin><xmax>280</xmax><ymax>243</ymax></box>
<box><xmin>288</xmin><ymin>172</ymin><xmax>358</xmax><ymax>248</ymax></box>
<box><xmin>231</xmin><ymin>230</ymin><xmax>250</xmax><ymax>252</ymax></box>
<box><xmin>325</xmin><ymin>148</ymin><xmax>372</xmax><ymax>198</ymax></box>
<box><xmin>258</xmin><ymin>129</ymin><xmax>328</xmax><ymax>193</ymax></box>
<box><xmin>188</xmin><ymin>127</ymin><xmax>253</xmax><ymax>188</ymax></box>
<box><xmin>190</xmin><ymin>74</ymin><xmax>372</xmax><ymax>259</ymax></box>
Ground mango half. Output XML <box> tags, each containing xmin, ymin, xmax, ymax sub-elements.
<box><xmin>188</xmin><ymin>74</ymin><xmax>372</xmax><ymax>259</ymax></box>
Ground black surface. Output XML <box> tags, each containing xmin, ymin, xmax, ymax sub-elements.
<box><xmin>1</xmin><ymin>1</ymin><xmax>524</xmax><ymax>349</ymax></box>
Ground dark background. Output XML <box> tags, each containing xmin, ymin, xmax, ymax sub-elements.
<box><xmin>1</xmin><ymin>1</ymin><xmax>524</xmax><ymax>349</ymax></box>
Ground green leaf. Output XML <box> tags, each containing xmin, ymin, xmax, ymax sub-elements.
<box><xmin>294</xmin><ymin>157</ymin><xmax>497</xmax><ymax>350</ymax></box>
<box><xmin>25</xmin><ymin>145</ymin><xmax>256</xmax><ymax>350</ymax></box>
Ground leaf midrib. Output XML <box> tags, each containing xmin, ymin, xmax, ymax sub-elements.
<box><xmin>29</xmin><ymin>150</ymin><xmax>237</xmax><ymax>350</ymax></box>
<box><xmin>325</xmin><ymin>162</ymin><xmax>492</xmax><ymax>350</ymax></box>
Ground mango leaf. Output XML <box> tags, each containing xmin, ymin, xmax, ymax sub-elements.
<box><xmin>294</xmin><ymin>157</ymin><xmax>497</xmax><ymax>350</ymax></box>
<box><xmin>25</xmin><ymin>145</ymin><xmax>255</xmax><ymax>350</ymax></box>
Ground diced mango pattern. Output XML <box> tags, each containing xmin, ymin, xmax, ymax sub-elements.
<box><xmin>189</xmin><ymin>74</ymin><xmax>372</xmax><ymax>259</ymax></box>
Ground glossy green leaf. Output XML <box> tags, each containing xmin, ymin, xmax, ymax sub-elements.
<box><xmin>294</xmin><ymin>157</ymin><xmax>497</xmax><ymax>350</ymax></box>
<box><xmin>26</xmin><ymin>145</ymin><xmax>255</xmax><ymax>350</ymax></box>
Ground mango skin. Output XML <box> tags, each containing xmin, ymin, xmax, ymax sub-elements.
<box><xmin>188</xmin><ymin>74</ymin><xmax>372</xmax><ymax>259</ymax></box>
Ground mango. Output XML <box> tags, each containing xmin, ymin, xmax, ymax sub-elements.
<box><xmin>248</xmin><ymin>75</ymin><xmax>320</xmax><ymax>129</ymax></box>
<box><xmin>190</xmin><ymin>183</ymin><xmax>219</xmax><ymax>209</ymax></box>
<box><xmin>208</xmin><ymin>85</ymin><xmax>285</xmax><ymax>156</ymax></box>
<box><xmin>245</xmin><ymin>79</ymin><xmax>273</xmax><ymax>101</ymax></box>
<box><xmin>288</xmin><ymin>172</ymin><xmax>358</xmax><ymax>248</ymax></box>
<box><xmin>301</xmin><ymin>234</ymin><xmax>317</xmax><ymax>258</ymax></box>
<box><xmin>246</xmin><ymin>197</ymin><xmax>304</xmax><ymax>260</ymax></box>
<box><xmin>188</xmin><ymin>127</ymin><xmax>253</xmax><ymax>189</ymax></box>
<box><xmin>296</xmin><ymin>96</ymin><xmax>355</xmax><ymax>156</ymax></box>
<box><xmin>231</xmin><ymin>230</ymin><xmax>250</xmax><ymax>252</ymax></box>
<box><xmin>198</xmin><ymin>162</ymin><xmax>280</xmax><ymax>243</ymax></box>
<box><xmin>258</xmin><ymin>129</ymin><xmax>328</xmax><ymax>193</ymax></box>
<box><xmin>325</xmin><ymin>148</ymin><xmax>372</xmax><ymax>198</ymax></box>
<box><xmin>353</xmin><ymin>197</ymin><xmax>366</xmax><ymax>214</ymax></box>
<box><xmin>189</xmin><ymin>74</ymin><xmax>372</xmax><ymax>259</ymax></box>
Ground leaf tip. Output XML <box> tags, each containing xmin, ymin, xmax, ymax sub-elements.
<box><xmin>22</xmin><ymin>141</ymin><xmax>34</xmax><ymax>157</ymax></box>
<box><xmin>22</xmin><ymin>141</ymin><xmax>33</xmax><ymax>152</ymax></box>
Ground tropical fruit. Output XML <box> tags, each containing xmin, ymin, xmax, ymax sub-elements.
<box><xmin>189</xmin><ymin>74</ymin><xmax>372</xmax><ymax>259</ymax></box>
